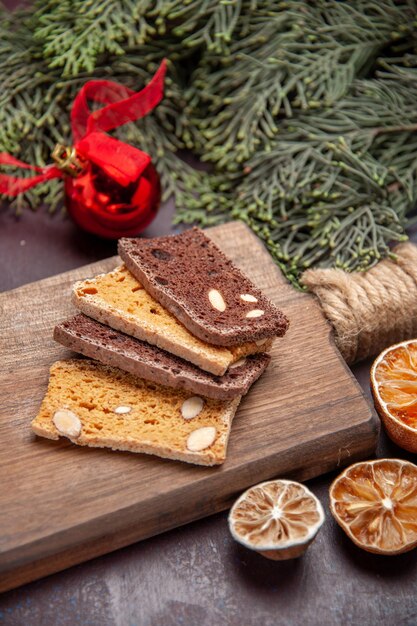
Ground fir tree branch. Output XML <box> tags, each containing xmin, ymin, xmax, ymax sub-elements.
<box><xmin>1</xmin><ymin>0</ymin><xmax>417</xmax><ymax>287</ymax></box>
<box><xmin>34</xmin><ymin>0</ymin><xmax>157</xmax><ymax>76</ymax></box>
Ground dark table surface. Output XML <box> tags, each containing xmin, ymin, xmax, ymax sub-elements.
<box><xmin>1</xmin><ymin>203</ymin><xmax>417</xmax><ymax>626</ymax></box>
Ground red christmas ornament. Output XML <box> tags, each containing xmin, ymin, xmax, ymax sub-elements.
<box><xmin>0</xmin><ymin>61</ymin><xmax>166</xmax><ymax>238</ymax></box>
<box><xmin>64</xmin><ymin>162</ymin><xmax>160</xmax><ymax>239</ymax></box>
<box><xmin>61</xmin><ymin>133</ymin><xmax>161</xmax><ymax>238</ymax></box>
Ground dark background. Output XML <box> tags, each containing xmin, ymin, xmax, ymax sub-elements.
<box><xmin>1</xmin><ymin>203</ymin><xmax>417</xmax><ymax>626</ymax></box>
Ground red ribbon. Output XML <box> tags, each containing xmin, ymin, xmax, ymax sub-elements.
<box><xmin>0</xmin><ymin>60</ymin><xmax>167</xmax><ymax>195</ymax></box>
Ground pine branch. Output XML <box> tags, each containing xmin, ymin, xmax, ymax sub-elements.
<box><xmin>172</xmin><ymin>0</ymin><xmax>244</xmax><ymax>53</ymax></box>
<box><xmin>2</xmin><ymin>0</ymin><xmax>417</xmax><ymax>287</ymax></box>
<box><xmin>34</xmin><ymin>0</ymin><xmax>157</xmax><ymax>76</ymax></box>
<box><xmin>177</xmin><ymin>72</ymin><xmax>417</xmax><ymax>282</ymax></box>
<box><xmin>187</xmin><ymin>0</ymin><xmax>415</xmax><ymax>168</ymax></box>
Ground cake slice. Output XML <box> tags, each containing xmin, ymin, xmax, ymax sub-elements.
<box><xmin>55</xmin><ymin>314</ymin><xmax>270</xmax><ymax>400</ymax></box>
<box><xmin>118</xmin><ymin>227</ymin><xmax>289</xmax><ymax>347</ymax></box>
<box><xmin>72</xmin><ymin>265</ymin><xmax>273</xmax><ymax>376</ymax></box>
<box><xmin>31</xmin><ymin>359</ymin><xmax>241</xmax><ymax>466</ymax></box>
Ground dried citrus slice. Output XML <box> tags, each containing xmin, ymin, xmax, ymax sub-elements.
<box><xmin>329</xmin><ymin>459</ymin><xmax>417</xmax><ymax>555</ymax></box>
<box><xmin>228</xmin><ymin>479</ymin><xmax>325</xmax><ymax>560</ymax></box>
<box><xmin>371</xmin><ymin>339</ymin><xmax>417</xmax><ymax>452</ymax></box>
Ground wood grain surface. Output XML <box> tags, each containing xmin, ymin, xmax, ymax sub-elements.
<box><xmin>0</xmin><ymin>221</ymin><xmax>378</xmax><ymax>593</ymax></box>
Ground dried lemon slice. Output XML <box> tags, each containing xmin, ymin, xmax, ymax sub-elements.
<box><xmin>228</xmin><ymin>479</ymin><xmax>325</xmax><ymax>560</ymax></box>
<box><xmin>371</xmin><ymin>339</ymin><xmax>417</xmax><ymax>452</ymax></box>
<box><xmin>329</xmin><ymin>459</ymin><xmax>417</xmax><ymax>555</ymax></box>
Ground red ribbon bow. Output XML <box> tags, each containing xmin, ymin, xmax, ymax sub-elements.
<box><xmin>0</xmin><ymin>60</ymin><xmax>167</xmax><ymax>233</ymax></box>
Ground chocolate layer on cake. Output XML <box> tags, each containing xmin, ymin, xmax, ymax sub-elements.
<box><xmin>118</xmin><ymin>227</ymin><xmax>289</xmax><ymax>347</ymax></box>
<box><xmin>54</xmin><ymin>314</ymin><xmax>270</xmax><ymax>400</ymax></box>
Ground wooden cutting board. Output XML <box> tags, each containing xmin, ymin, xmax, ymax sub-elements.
<box><xmin>0</xmin><ymin>221</ymin><xmax>378</xmax><ymax>592</ymax></box>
